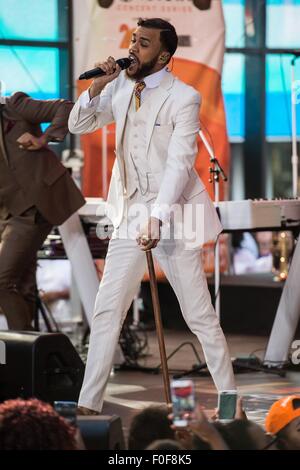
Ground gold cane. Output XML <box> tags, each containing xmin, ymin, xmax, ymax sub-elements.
<box><xmin>145</xmin><ymin>247</ymin><xmax>171</xmax><ymax>405</ymax></box>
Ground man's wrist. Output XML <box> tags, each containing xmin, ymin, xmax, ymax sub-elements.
<box><xmin>150</xmin><ymin>216</ymin><xmax>162</xmax><ymax>228</ymax></box>
<box><xmin>150</xmin><ymin>206</ymin><xmax>169</xmax><ymax>225</ymax></box>
<box><xmin>88</xmin><ymin>84</ymin><xmax>103</xmax><ymax>100</ymax></box>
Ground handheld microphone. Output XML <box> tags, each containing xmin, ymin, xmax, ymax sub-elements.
<box><xmin>79</xmin><ymin>57</ymin><xmax>133</xmax><ymax>80</ymax></box>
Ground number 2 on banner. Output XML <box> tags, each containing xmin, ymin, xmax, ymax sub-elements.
<box><xmin>120</xmin><ymin>24</ymin><xmax>135</xmax><ymax>48</ymax></box>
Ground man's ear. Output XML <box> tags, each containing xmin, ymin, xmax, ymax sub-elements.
<box><xmin>160</xmin><ymin>52</ymin><xmax>170</xmax><ymax>63</ymax></box>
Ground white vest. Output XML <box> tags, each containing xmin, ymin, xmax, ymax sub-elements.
<box><xmin>122</xmin><ymin>90</ymin><xmax>158</xmax><ymax>201</ymax></box>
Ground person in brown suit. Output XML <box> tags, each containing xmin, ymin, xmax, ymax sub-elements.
<box><xmin>0</xmin><ymin>92</ymin><xmax>85</xmax><ymax>330</ymax></box>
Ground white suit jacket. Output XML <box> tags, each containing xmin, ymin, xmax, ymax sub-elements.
<box><xmin>69</xmin><ymin>71</ymin><xmax>222</xmax><ymax>246</ymax></box>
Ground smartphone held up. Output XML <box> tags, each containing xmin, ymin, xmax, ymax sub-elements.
<box><xmin>54</xmin><ymin>401</ymin><xmax>77</xmax><ymax>426</ymax></box>
<box><xmin>218</xmin><ymin>390</ymin><xmax>237</xmax><ymax>421</ymax></box>
<box><xmin>171</xmin><ymin>379</ymin><xmax>195</xmax><ymax>427</ymax></box>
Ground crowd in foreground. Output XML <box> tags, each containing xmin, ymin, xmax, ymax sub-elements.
<box><xmin>0</xmin><ymin>395</ymin><xmax>299</xmax><ymax>450</ymax></box>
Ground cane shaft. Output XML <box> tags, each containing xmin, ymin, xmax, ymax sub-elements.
<box><xmin>146</xmin><ymin>250</ymin><xmax>171</xmax><ymax>404</ymax></box>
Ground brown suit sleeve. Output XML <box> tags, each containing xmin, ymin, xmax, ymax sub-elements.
<box><xmin>7</xmin><ymin>92</ymin><xmax>74</xmax><ymax>142</ymax></box>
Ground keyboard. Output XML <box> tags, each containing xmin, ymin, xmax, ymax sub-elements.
<box><xmin>217</xmin><ymin>199</ymin><xmax>300</xmax><ymax>230</ymax></box>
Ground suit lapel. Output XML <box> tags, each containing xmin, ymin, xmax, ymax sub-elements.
<box><xmin>144</xmin><ymin>72</ymin><xmax>174</xmax><ymax>156</ymax></box>
<box><xmin>113</xmin><ymin>78</ymin><xmax>134</xmax><ymax>191</ymax></box>
<box><xmin>115</xmin><ymin>79</ymin><xmax>135</xmax><ymax>150</ymax></box>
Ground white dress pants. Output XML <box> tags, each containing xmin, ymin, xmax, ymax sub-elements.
<box><xmin>78</xmin><ymin>237</ymin><xmax>236</xmax><ymax>412</ymax></box>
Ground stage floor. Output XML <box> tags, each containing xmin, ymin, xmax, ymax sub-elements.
<box><xmin>90</xmin><ymin>329</ymin><xmax>300</xmax><ymax>442</ymax></box>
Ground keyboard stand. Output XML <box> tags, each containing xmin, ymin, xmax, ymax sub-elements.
<box><xmin>264</xmin><ymin>234</ymin><xmax>300</xmax><ymax>368</ymax></box>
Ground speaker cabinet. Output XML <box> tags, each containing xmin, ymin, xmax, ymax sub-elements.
<box><xmin>77</xmin><ymin>415</ymin><xmax>125</xmax><ymax>450</ymax></box>
<box><xmin>0</xmin><ymin>331</ymin><xmax>84</xmax><ymax>403</ymax></box>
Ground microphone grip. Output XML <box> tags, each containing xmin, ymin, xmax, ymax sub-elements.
<box><xmin>79</xmin><ymin>57</ymin><xmax>132</xmax><ymax>80</ymax></box>
<box><xmin>79</xmin><ymin>68</ymin><xmax>106</xmax><ymax>80</ymax></box>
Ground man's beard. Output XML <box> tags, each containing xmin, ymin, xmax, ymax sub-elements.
<box><xmin>126</xmin><ymin>53</ymin><xmax>160</xmax><ymax>81</ymax></box>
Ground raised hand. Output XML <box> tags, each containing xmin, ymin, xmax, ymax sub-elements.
<box><xmin>88</xmin><ymin>56</ymin><xmax>121</xmax><ymax>99</ymax></box>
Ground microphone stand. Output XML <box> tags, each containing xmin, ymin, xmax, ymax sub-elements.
<box><xmin>291</xmin><ymin>54</ymin><xmax>300</xmax><ymax>198</ymax></box>
<box><xmin>199</xmin><ymin>130</ymin><xmax>227</xmax><ymax>319</ymax></box>
<box><xmin>197</xmin><ymin>132</ymin><xmax>285</xmax><ymax>378</ymax></box>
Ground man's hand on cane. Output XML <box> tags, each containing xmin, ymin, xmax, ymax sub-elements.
<box><xmin>137</xmin><ymin>216</ymin><xmax>162</xmax><ymax>251</ymax></box>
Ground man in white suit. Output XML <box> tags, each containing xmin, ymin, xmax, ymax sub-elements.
<box><xmin>69</xmin><ymin>18</ymin><xmax>235</xmax><ymax>414</ymax></box>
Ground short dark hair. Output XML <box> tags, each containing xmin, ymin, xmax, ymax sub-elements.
<box><xmin>137</xmin><ymin>18</ymin><xmax>178</xmax><ymax>58</ymax></box>
<box><xmin>128</xmin><ymin>405</ymin><xmax>175</xmax><ymax>450</ymax></box>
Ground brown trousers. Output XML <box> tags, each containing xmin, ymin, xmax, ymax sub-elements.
<box><xmin>0</xmin><ymin>204</ymin><xmax>52</xmax><ymax>330</ymax></box>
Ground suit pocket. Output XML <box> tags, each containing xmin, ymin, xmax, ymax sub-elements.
<box><xmin>43</xmin><ymin>166</ymin><xmax>67</xmax><ymax>186</ymax></box>
<box><xmin>153</xmin><ymin>123</ymin><xmax>173</xmax><ymax>134</ymax></box>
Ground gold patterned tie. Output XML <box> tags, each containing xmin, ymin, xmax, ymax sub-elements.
<box><xmin>134</xmin><ymin>81</ymin><xmax>146</xmax><ymax>111</ymax></box>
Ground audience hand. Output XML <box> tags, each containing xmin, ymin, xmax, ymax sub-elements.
<box><xmin>235</xmin><ymin>397</ymin><xmax>247</xmax><ymax>420</ymax></box>
<box><xmin>212</xmin><ymin>396</ymin><xmax>247</xmax><ymax>421</ymax></box>
<box><xmin>188</xmin><ymin>406</ymin><xmax>228</xmax><ymax>449</ymax></box>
